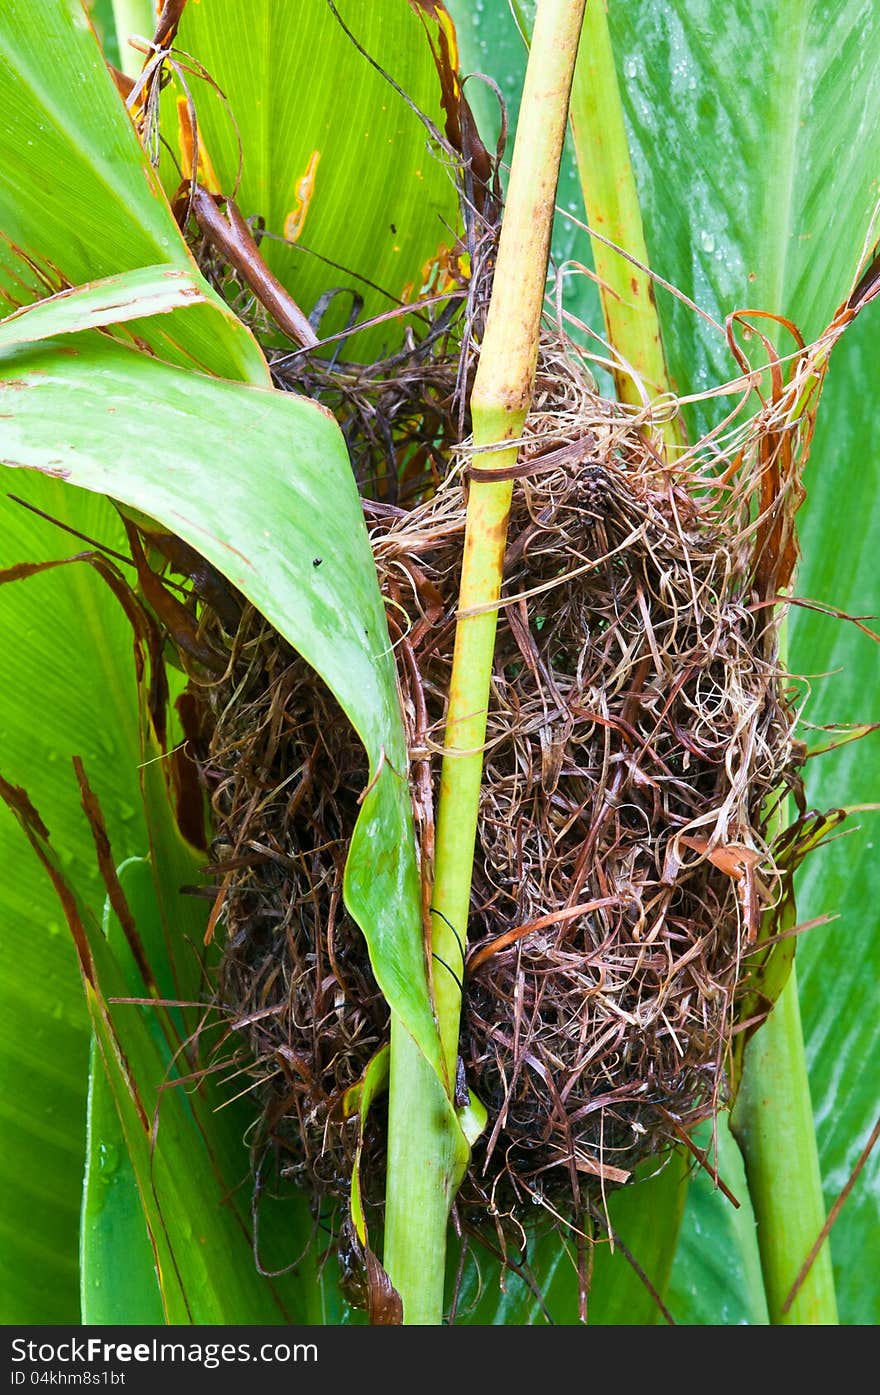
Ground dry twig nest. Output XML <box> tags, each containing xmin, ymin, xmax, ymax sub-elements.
<box><xmin>190</xmin><ymin>328</ymin><xmax>805</xmax><ymax>1253</ymax></box>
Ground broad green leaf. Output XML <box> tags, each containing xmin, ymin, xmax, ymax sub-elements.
<box><xmin>0</xmin><ymin>266</ymin><xmax>233</xmax><ymax>352</ymax></box>
<box><xmin>0</xmin><ymin>0</ymin><xmax>268</xmax><ymax>383</ymax></box>
<box><xmin>161</xmin><ymin>0</ymin><xmax>460</xmax><ymax>358</ymax></box>
<box><xmin>0</xmin><ymin>481</ymin><xmax>147</xmax><ymax>1322</ymax></box>
<box><xmin>604</xmin><ymin>0</ymin><xmax>880</xmax><ymax>399</ymax></box>
<box><xmin>667</xmin><ymin>1118</ymin><xmax>770</xmax><ymax>1326</ymax></box>
<box><xmin>789</xmin><ymin>305</ymin><xmax>880</xmax><ymax>1325</ymax></box>
<box><xmin>0</xmin><ymin>777</ymin><xmax>318</xmax><ymax>1323</ymax></box>
<box><xmin>81</xmin><ymin>1030</ymin><xmax>163</xmax><ymax>1325</ymax></box>
<box><xmin>85</xmin><ymin>0</ymin><xmax>122</xmax><ymax>69</ymax></box>
<box><xmin>0</xmin><ymin>26</ymin><xmax>275</xmax><ymax>1312</ymax></box>
<box><xmin>605</xmin><ymin>2</ymin><xmax>880</xmax><ymax>1325</ymax></box>
<box><xmin>0</xmin><ymin>333</ymin><xmax>442</xmax><ymax>1100</ymax></box>
<box><xmin>450</xmin><ymin>1149</ymin><xmax>688</xmax><ymax>1325</ymax></box>
<box><xmin>450</xmin><ymin>0</ymin><xmax>880</xmax><ymax>1325</ymax></box>
<box><xmin>77</xmin><ymin>830</ymin><xmax>335</xmax><ymax>1323</ymax></box>
<box><xmin>455</xmin><ymin>2</ymin><xmax>880</xmax><ymax>398</ymax></box>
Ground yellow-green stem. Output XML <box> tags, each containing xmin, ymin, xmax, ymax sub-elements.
<box><xmin>569</xmin><ymin>0</ymin><xmax>679</xmax><ymax>447</ymax></box>
<box><xmin>431</xmin><ymin>0</ymin><xmax>587</xmax><ymax>1085</ymax></box>
<box><xmin>731</xmin><ymin>614</ymin><xmax>838</xmax><ymax>1324</ymax></box>
<box><xmin>385</xmin><ymin>1020</ymin><xmax>463</xmax><ymax>1324</ymax></box>
<box><xmin>731</xmin><ymin>966</ymin><xmax>838</xmax><ymax>1323</ymax></box>
<box><xmin>383</xmin><ymin>0</ymin><xmax>587</xmax><ymax>1325</ymax></box>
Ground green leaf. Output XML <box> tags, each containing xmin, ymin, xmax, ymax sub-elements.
<box><xmin>0</xmin><ymin>10</ymin><xmax>281</xmax><ymax>1305</ymax></box>
<box><xmin>450</xmin><ymin>0</ymin><xmax>880</xmax><ymax>1325</ymax></box>
<box><xmin>667</xmin><ymin>1118</ymin><xmax>770</xmax><ymax>1326</ymax></box>
<box><xmin>0</xmin><ymin>332</ymin><xmax>442</xmax><ymax>1097</ymax></box>
<box><xmin>346</xmin><ymin>1047</ymin><xmax>391</xmax><ymax>1247</ymax></box>
<box><xmin>0</xmin><ymin>772</ymin><xmax>323</xmax><ymax>1323</ymax></box>
<box><xmin>161</xmin><ymin>0</ymin><xmax>460</xmax><ymax>357</ymax></box>
<box><xmin>450</xmin><ymin>1149</ymin><xmax>688</xmax><ymax>1325</ymax></box>
<box><xmin>81</xmin><ymin>1029</ymin><xmax>163</xmax><ymax>1325</ymax></box>
<box><xmin>604</xmin><ymin>0</ymin><xmax>880</xmax><ymax>1327</ymax></box>
<box><xmin>0</xmin><ymin>481</ymin><xmax>148</xmax><ymax>1322</ymax></box>
<box><xmin>789</xmin><ymin>305</ymin><xmax>880</xmax><ymax>1325</ymax></box>
<box><xmin>0</xmin><ymin>266</ymin><xmax>237</xmax><ymax>353</ymax></box>
<box><xmin>0</xmin><ymin>0</ymin><xmax>268</xmax><ymax>383</ymax></box>
<box><xmin>602</xmin><ymin>0</ymin><xmax>880</xmax><ymax>441</ymax></box>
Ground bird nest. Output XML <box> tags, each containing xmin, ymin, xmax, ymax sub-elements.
<box><xmin>190</xmin><ymin>329</ymin><xmax>806</xmax><ymax>1248</ymax></box>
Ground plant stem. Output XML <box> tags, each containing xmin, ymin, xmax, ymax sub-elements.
<box><xmin>731</xmin><ymin>964</ymin><xmax>838</xmax><ymax>1324</ymax></box>
<box><xmin>568</xmin><ymin>0</ymin><xmax>679</xmax><ymax>447</ymax></box>
<box><xmin>110</xmin><ymin>0</ymin><xmax>154</xmax><ymax>79</ymax></box>
<box><xmin>385</xmin><ymin>1020</ymin><xmax>464</xmax><ymax>1324</ymax></box>
<box><xmin>384</xmin><ymin>0</ymin><xmax>587</xmax><ymax>1326</ymax></box>
<box><xmin>431</xmin><ymin>0</ymin><xmax>587</xmax><ymax>1084</ymax></box>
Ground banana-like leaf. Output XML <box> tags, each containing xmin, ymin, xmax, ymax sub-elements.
<box><xmin>610</xmin><ymin>1</ymin><xmax>880</xmax><ymax>1326</ymax></box>
<box><xmin>667</xmin><ymin>1117</ymin><xmax>770</xmax><ymax>1325</ymax></box>
<box><xmin>790</xmin><ymin>304</ymin><xmax>880</xmax><ymax>1325</ymax></box>
<box><xmin>0</xmin><ymin>330</ymin><xmax>442</xmax><ymax>1110</ymax></box>
<box><xmin>81</xmin><ymin>1004</ymin><xmax>163</xmax><ymax>1324</ymax></box>
<box><xmin>449</xmin><ymin>0</ymin><xmax>880</xmax><ymax>1324</ymax></box>
<box><xmin>0</xmin><ymin>774</ymin><xmax>328</xmax><ymax>1323</ymax></box>
<box><xmin>159</xmin><ymin>0</ymin><xmax>460</xmax><ymax>358</ymax></box>
<box><xmin>449</xmin><ymin>1149</ymin><xmax>688</xmax><ymax>1325</ymax></box>
<box><xmin>605</xmin><ymin>0</ymin><xmax>880</xmax><ymax>402</ymax></box>
<box><xmin>0</xmin><ymin>0</ymin><xmax>466</xmax><ymax>1323</ymax></box>
<box><xmin>0</xmin><ymin>482</ymin><xmax>147</xmax><ymax>1322</ymax></box>
<box><xmin>0</xmin><ymin>260</ymin><xmax>222</xmax><ymax>1319</ymax></box>
<box><xmin>0</xmin><ymin>266</ymin><xmax>235</xmax><ymax>353</ymax></box>
<box><xmin>0</xmin><ymin>4</ymin><xmax>275</xmax><ymax>1306</ymax></box>
<box><xmin>0</xmin><ymin>0</ymin><xmax>268</xmax><ymax>383</ymax></box>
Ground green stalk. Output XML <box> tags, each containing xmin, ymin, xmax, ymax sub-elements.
<box><xmin>385</xmin><ymin>2</ymin><xmax>587</xmax><ymax>1324</ymax></box>
<box><xmin>568</xmin><ymin>0</ymin><xmax>679</xmax><ymax>446</ymax></box>
<box><xmin>430</xmin><ymin>0</ymin><xmax>587</xmax><ymax>1082</ymax></box>
<box><xmin>384</xmin><ymin>1020</ymin><xmax>464</xmax><ymax>1325</ymax></box>
<box><xmin>731</xmin><ymin>965</ymin><xmax>838</xmax><ymax>1323</ymax></box>
<box><xmin>110</xmin><ymin>0</ymin><xmax>154</xmax><ymax>79</ymax></box>
<box><xmin>730</xmin><ymin>586</ymin><xmax>838</xmax><ymax>1324</ymax></box>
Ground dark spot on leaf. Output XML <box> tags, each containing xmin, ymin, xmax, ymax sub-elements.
<box><xmin>312</xmin><ymin>557</ymin><xmax>323</xmax><ymax>568</ymax></box>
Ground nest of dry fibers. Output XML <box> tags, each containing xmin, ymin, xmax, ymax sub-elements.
<box><xmin>195</xmin><ymin>335</ymin><xmax>803</xmax><ymax>1251</ymax></box>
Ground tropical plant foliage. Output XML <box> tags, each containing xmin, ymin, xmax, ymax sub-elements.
<box><xmin>0</xmin><ymin>0</ymin><xmax>877</xmax><ymax>1325</ymax></box>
